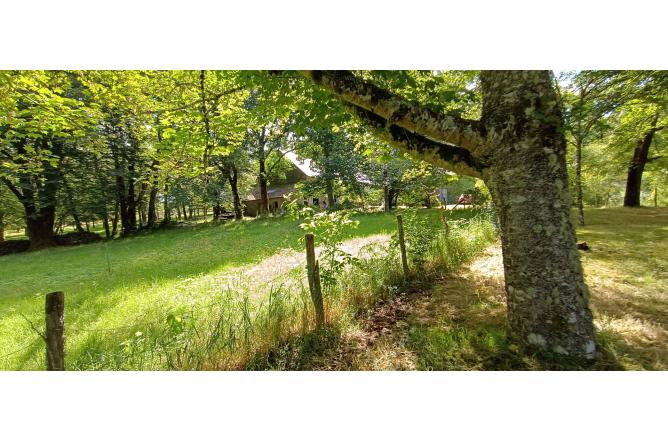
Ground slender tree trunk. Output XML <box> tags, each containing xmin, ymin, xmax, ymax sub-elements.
<box><xmin>102</xmin><ymin>208</ymin><xmax>110</xmax><ymax>240</ymax></box>
<box><xmin>148</xmin><ymin>121</ymin><xmax>163</xmax><ymax>228</ymax></box>
<box><xmin>480</xmin><ymin>71</ymin><xmax>595</xmax><ymax>361</ymax></box>
<box><xmin>383</xmin><ymin>185</ymin><xmax>391</xmax><ymax>213</ymax></box>
<box><xmin>654</xmin><ymin>183</ymin><xmax>658</xmax><ymax>207</ymax></box>
<box><xmin>111</xmin><ymin>200</ymin><xmax>119</xmax><ymax>237</ymax></box>
<box><xmin>259</xmin><ymin>159</ymin><xmax>269</xmax><ymax>215</ymax></box>
<box><xmin>147</xmin><ymin>181</ymin><xmax>159</xmax><ymax>227</ymax></box>
<box><xmin>162</xmin><ymin>183</ymin><xmax>171</xmax><ymax>226</ymax></box>
<box><xmin>113</xmin><ymin>154</ymin><xmax>130</xmax><ymax>235</ymax></box>
<box><xmin>624</xmin><ymin>116</ymin><xmax>659</xmax><ymax>207</ymax></box>
<box><xmin>574</xmin><ymin>138</ymin><xmax>585</xmax><ymax>226</ymax></box>
<box><xmin>326</xmin><ymin>178</ymin><xmax>335</xmax><ymax>209</ymax></box>
<box><xmin>125</xmin><ymin>163</ymin><xmax>137</xmax><ymax>233</ymax></box>
<box><xmin>227</xmin><ymin>164</ymin><xmax>243</xmax><ymax>220</ymax></box>
<box><xmin>137</xmin><ymin>181</ymin><xmax>148</xmax><ymax>228</ymax></box>
<box><xmin>62</xmin><ymin>177</ymin><xmax>85</xmax><ymax>233</ymax></box>
<box><xmin>0</xmin><ymin>211</ymin><xmax>4</xmax><ymax>242</ymax></box>
<box><xmin>257</xmin><ymin>127</ymin><xmax>269</xmax><ymax>215</ymax></box>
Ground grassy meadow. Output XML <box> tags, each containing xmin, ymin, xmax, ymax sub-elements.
<box><xmin>2</xmin><ymin>207</ymin><xmax>665</xmax><ymax>371</ymax></box>
<box><xmin>0</xmin><ymin>208</ymin><xmax>490</xmax><ymax>370</ymax></box>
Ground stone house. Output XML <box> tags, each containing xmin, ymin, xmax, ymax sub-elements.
<box><xmin>242</xmin><ymin>151</ymin><xmax>338</xmax><ymax>216</ymax></box>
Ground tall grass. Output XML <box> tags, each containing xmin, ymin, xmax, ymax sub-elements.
<box><xmin>1</xmin><ymin>208</ymin><xmax>497</xmax><ymax>370</ymax></box>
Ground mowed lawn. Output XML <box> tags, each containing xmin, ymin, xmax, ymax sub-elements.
<box><xmin>578</xmin><ymin>208</ymin><xmax>668</xmax><ymax>369</ymax></box>
<box><xmin>0</xmin><ymin>209</ymin><xmax>473</xmax><ymax>370</ymax></box>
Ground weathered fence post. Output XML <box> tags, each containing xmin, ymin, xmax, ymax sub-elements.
<box><xmin>441</xmin><ymin>209</ymin><xmax>450</xmax><ymax>236</ymax></box>
<box><xmin>397</xmin><ymin>215</ymin><xmax>409</xmax><ymax>276</ymax></box>
<box><xmin>45</xmin><ymin>291</ymin><xmax>65</xmax><ymax>371</ymax></box>
<box><xmin>305</xmin><ymin>233</ymin><xmax>325</xmax><ymax>329</ymax></box>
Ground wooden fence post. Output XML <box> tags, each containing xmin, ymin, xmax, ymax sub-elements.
<box><xmin>45</xmin><ymin>291</ymin><xmax>65</xmax><ymax>371</ymax></box>
<box><xmin>305</xmin><ymin>233</ymin><xmax>325</xmax><ymax>329</ymax></box>
<box><xmin>397</xmin><ymin>215</ymin><xmax>409</xmax><ymax>276</ymax></box>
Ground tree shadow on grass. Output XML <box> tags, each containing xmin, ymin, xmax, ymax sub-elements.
<box><xmin>400</xmin><ymin>271</ymin><xmax>627</xmax><ymax>371</ymax></box>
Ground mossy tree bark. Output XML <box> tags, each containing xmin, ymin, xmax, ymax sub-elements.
<box><xmin>304</xmin><ymin>70</ymin><xmax>597</xmax><ymax>361</ymax></box>
<box><xmin>479</xmin><ymin>71</ymin><xmax>595</xmax><ymax>359</ymax></box>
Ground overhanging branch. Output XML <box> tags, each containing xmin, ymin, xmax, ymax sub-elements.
<box><xmin>1</xmin><ymin>176</ymin><xmax>23</xmax><ymax>200</ymax></box>
<box><xmin>300</xmin><ymin>70</ymin><xmax>485</xmax><ymax>153</ymax></box>
<box><xmin>349</xmin><ymin>103</ymin><xmax>484</xmax><ymax>178</ymax></box>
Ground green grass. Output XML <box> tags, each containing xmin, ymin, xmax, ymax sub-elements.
<box><xmin>372</xmin><ymin>207</ymin><xmax>668</xmax><ymax>371</ymax></box>
<box><xmin>0</xmin><ymin>208</ymin><xmax>481</xmax><ymax>370</ymax></box>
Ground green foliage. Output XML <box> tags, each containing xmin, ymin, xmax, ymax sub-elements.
<box><xmin>298</xmin><ymin>207</ymin><xmax>360</xmax><ymax>289</ymax></box>
<box><xmin>395</xmin><ymin>209</ymin><xmax>443</xmax><ymax>266</ymax></box>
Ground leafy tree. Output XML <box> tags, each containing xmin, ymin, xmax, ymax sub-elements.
<box><xmin>0</xmin><ymin>70</ymin><xmax>98</xmax><ymax>248</ymax></box>
<box><xmin>298</xmin><ymin>70</ymin><xmax>597</xmax><ymax>362</ymax></box>
<box><xmin>296</xmin><ymin>126</ymin><xmax>366</xmax><ymax>209</ymax></box>
<box><xmin>0</xmin><ymin>185</ymin><xmax>24</xmax><ymax>241</ymax></box>
<box><xmin>560</xmin><ymin>70</ymin><xmax>632</xmax><ymax>224</ymax></box>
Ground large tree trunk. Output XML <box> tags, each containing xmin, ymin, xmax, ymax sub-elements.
<box><xmin>26</xmin><ymin>205</ymin><xmax>56</xmax><ymax>250</ymax></box>
<box><xmin>574</xmin><ymin>138</ymin><xmax>585</xmax><ymax>226</ymax></box>
<box><xmin>623</xmin><ymin>117</ymin><xmax>659</xmax><ymax>207</ymax></box>
<box><xmin>480</xmin><ymin>71</ymin><xmax>596</xmax><ymax>361</ymax></box>
<box><xmin>305</xmin><ymin>70</ymin><xmax>597</xmax><ymax>362</ymax></box>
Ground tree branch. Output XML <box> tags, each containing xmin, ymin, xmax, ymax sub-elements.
<box><xmin>0</xmin><ymin>176</ymin><xmax>23</xmax><ymax>200</ymax></box>
<box><xmin>300</xmin><ymin>70</ymin><xmax>485</xmax><ymax>154</ymax></box>
<box><xmin>348</xmin><ymin>103</ymin><xmax>484</xmax><ymax>178</ymax></box>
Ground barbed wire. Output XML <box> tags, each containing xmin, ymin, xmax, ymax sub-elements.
<box><xmin>0</xmin><ymin>341</ymin><xmax>37</xmax><ymax>361</ymax></box>
<box><xmin>67</xmin><ymin>298</ymin><xmax>226</xmax><ymax>334</ymax></box>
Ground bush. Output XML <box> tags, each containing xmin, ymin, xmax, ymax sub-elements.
<box><xmin>298</xmin><ymin>207</ymin><xmax>360</xmax><ymax>290</ymax></box>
